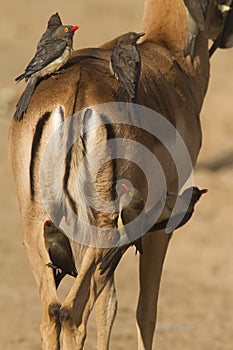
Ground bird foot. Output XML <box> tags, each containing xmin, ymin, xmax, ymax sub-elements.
<box><xmin>184</xmin><ymin>33</ymin><xmax>197</xmax><ymax>62</ymax></box>
<box><xmin>135</xmin><ymin>247</ymin><xmax>143</xmax><ymax>255</ymax></box>
<box><xmin>51</xmin><ymin>69</ymin><xmax>64</xmax><ymax>77</ymax></box>
<box><xmin>46</xmin><ymin>262</ymin><xmax>58</xmax><ymax>270</ymax></box>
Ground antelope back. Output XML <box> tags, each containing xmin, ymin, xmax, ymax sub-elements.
<box><xmin>9</xmin><ymin>16</ymin><xmax>211</xmax><ymax>251</ymax></box>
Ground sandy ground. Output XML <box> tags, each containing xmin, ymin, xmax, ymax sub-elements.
<box><xmin>0</xmin><ymin>1</ymin><xmax>233</xmax><ymax>349</ymax></box>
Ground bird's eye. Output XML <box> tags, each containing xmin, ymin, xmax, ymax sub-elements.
<box><xmin>64</xmin><ymin>27</ymin><xmax>69</xmax><ymax>33</ymax></box>
<box><xmin>130</xmin><ymin>35</ymin><xmax>134</xmax><ymax>40</ymax></box>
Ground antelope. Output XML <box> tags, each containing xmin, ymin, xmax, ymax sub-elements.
<box><xmin>8</xmin><ymin>1</ymin><xmax>231</xmax><ymax>349</ymax></box>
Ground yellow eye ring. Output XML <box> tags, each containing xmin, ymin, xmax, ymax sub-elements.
<box><xmin>64</xmin><ymin>27</ymin><xmax>69</xmax><ymax>33</ymax></box>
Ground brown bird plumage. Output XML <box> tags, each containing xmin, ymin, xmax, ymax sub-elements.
<box><xmin>209</xmin><ymin>2</ymin><xmax>233</xmax><ymax>57</ymax></box>
<box><xmin>44</xmin><ymin>220</ymin><xmax>78</xmax><ymax>288</ymax></box>
<box><xmin>183</xmin><ymin>0</ymin><xmax>209</xmax><ymax>60</ymax></box>
<box><xmin>100</xmin><ymin>186</ymin><xmax>207</xmax><ymax>278</ymax></box>
<box><xmin>14</xmin><ymin>13</ymin><xmax>79</xmax><ymax>120</ymax></box>
<box><xmin>110</xmin><ymin>31</ymin><xmax>144</xmax><ymax>102</ymax></box>
<box><xmin>36</xmin><ymin>12</ymin><xmax>62</xmax><ymax>50</ymax></box>
<box><xmin>100</xmin><ymin>184</ymin><xmax>144</xmax><ymax>278</ymax></box>
<box><xmin>147</xmin><ymin>186</ymin><xmax>208</xmax><ymax>233</ymax></box>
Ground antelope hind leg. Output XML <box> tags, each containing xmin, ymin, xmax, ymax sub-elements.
<box><xmin>136</xmin><ymin>230</ymin><xmax>171</xmax><ymax>350</ymax></box>
<box><xmin>59</xmin><ymin>248</ymin><xmax>116</xmax><ymax>350</ymax></box>
<box><xmin>22</xmin><ymin>218</ymin><xmax>61</xmax><ymax>350</ymax></box>
<box><xmin>95</xmin><ymin>277</ymin><xmax>117</xmax><ymax>350</ymax></box>
<box><xmin>59</xmin><ymin>266</ymin><xmax>95</xmax><ymax>350</ymax></box>
<box><xmin>59</xmin><ymin>248</ymin><xmax>96</xmax><ymax>349</ymax></box>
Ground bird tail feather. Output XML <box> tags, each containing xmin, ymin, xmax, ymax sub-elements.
<box><xmin>100</xmin><ymin>245</ymin><xmax>129</xmax><ymax>278</ymax></box>
<box><xmin>15</xmin><ymin>73</ymin><xmax>26</xmax><ymax>83</ymax></box>
<box><xmin>69</xmin><ymin>267</ymin><xmax>78</xmax><ymax>278</ymax></box>
<box><xmin>116</xmin><ymin>86</ymin><xmax>131</xmax><ymax>103</ymax></box>
<box><xmin>14</xmin><ymin>76</ymin><xmax>37</xmax><ymax>120</ymax></box>
<box><xmin>209</xmin><ymin>33</ymin><xmax>222</xmax><ymax>58</ymax></box>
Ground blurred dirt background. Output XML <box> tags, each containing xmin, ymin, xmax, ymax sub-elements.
<box><xmin>0</xmin><ymin>0</ymin><xmax>232</xmax><ymax>349</ymax></box>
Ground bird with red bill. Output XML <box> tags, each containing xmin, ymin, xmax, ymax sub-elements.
<box><xmin>44</xmin><ymin>220</ymin><xmax>78</xmax><ymax>288</ymax></box>
<box><xmin>101</xmin><ymin>185</ymin><xmax>208</xmax><ymax>277</ymax></box>
<box><xmin>14</xmin><ymin>12</ymin><xmax>79</xmax><ymax>120</ymax></box>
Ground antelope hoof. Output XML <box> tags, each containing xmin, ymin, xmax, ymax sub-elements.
<box><xmin>48</xmin><ymin>303</ymin><xmax>61</xmax><ymax>321</ymax></box>
<box><xmin>59</xmin><ymin>307</ymin><xmax>72</xmax><ymax>323</ymax></box>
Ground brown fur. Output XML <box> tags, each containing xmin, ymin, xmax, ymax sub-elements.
<box><xmin>8</xmin><ymin>1</ymin><xmax>223</xmax><ymax>349</ymax></box>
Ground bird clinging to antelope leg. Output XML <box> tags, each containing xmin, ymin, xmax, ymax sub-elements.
<box><xmin>10</xmin><ymin>1</ymin><xmax>232</xmax><ymax>348</ymax></box>
<box><xmin>14</xmin><ymin>13</ymin><xmax>79</xmax><ymax>120</ymax></box>
<box><xmin>110</xmin><ymin>31</ymin><xmax>144</xmax><ymax>102</ymax></box>
<box><xmin>100</xmin><ymin>183</ymin><xmax>145</xmax><ymax>278</ymax></box>
<box><xmin>44</xmin><ymin>220</ymin><xmax>78</xmax><ymax>288</ymax></box>
<box><xmin>101</xmin><ymin>186</ymin><xmax>207</xmax><ymax>278</ymax></box>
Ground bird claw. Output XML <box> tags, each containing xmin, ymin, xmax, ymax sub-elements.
<box><xmin>135</xmin><ymin>246</ymin><xmax>143</xmax><ymax>255</ymax></box>
<box><xmin>46</xmin><ymin>262</ymin><xmax>58</xmax><ymax>270</ymax></box>
<box><xmin>184</xmin><ymin>33</ymin><xmax>197</xmax><ymax>62</ymax></box>
<box><xmin>52</xmin><ymin>69</ymin><xmax>65</xmax><ymax>77</ymax></box>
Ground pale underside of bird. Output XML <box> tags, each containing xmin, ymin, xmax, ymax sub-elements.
<box><xmin>100</xmin><ymin>185</ymin><xmax>207</xmax><ymax>278</ymax></box>
<box><xmin>14</xmin><ymin>13</ymin><xmax>79</xmax><ymax>120</ymax></box>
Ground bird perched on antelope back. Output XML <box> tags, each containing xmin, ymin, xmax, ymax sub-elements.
<box><xmin>110</xmin><ymin>31</ymin><xmax>144</xmax><ymax>103</ymax></box>
<box><xmin>14</xmin><ymin>13</ymin><xmax>79</xmax><ymax>120</ymax></box>
<box><xmin>100</xmin><ymin>183</ymin><xmax>145</xmax><ymax>278</ymax></box>
<box><xmin>43</xmin><ymin>220</ymin><xmax>78</xmax><ymax>288</ymax></box>
<box><xmin>209</xmin><ymin>2</ymin><xmax>233</xmax><ymax>57</ymax></box>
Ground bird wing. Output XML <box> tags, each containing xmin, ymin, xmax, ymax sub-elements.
<box><xmin>183</xmin><ymin>0</ymin><xmax>209</xmax><ymax>59</ymax></box>
<box><xmin>183</xmin><ymin>0</ymin><xmax>208</xmax><ymax>30</ymax></box>
<box><xmin>209</xmin><ymin>4</ymin><xmax>233</xmax><ymax>56</ymax></box>
<box><xmin>16</xmin><ymin>38</ymin><xmax>67</xmax><ymax>81</ymax></box>
<box><xmin>111</xmin><ymin>45</ymin><xmax>140</xmax><ymax>98</ymax></box>
<box><xmin>100</xmin><ymin>245</ymin><xmax>128</xmax><ymax>278</ymax></box>
<box><xmin>147</xmin><ymin>209</ymin><xmax>194</xmax><ymax>233</ymax></box>
<box><xmin>220</xmin><ymin>5</ymin><xmax>233</xmax><ymax>48</ymax></box>
<box><xmin>184</xmin><ymin>12</ymin><xmax>199</xmax><ymax>59</ymax></box>
<box><xmin>48</xmin><ymin>239</ymin><xmax>77</xmax><ymax>276</ymax></box>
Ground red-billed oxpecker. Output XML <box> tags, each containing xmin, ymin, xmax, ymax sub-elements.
<box><xmin>101</xmin><ymin>185</ymin><xmax>207</xmax><ymax>278</ymax></box>
<box><xmin>110</xmin><ymin>31</ymin><xmax>145</xmax><ymax>102</ymax></box>
<box><xmin>14</xmin><ymin>13</ymin><xmax>79</xmax><ymax>120</ymax></box>
<box><xmin>44</xmin><ymin>220</ymin><xmax>78</xmax><ymax>288</ymax></box>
